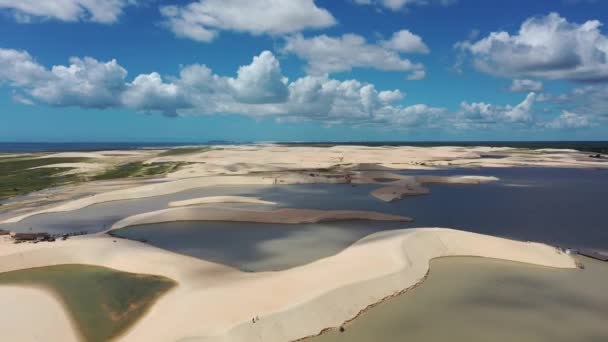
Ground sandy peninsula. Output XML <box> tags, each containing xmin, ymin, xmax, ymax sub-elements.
<box><xmin>108</xmin><ymin>207</ymin><xmax>412</xmax><ymax>231</ymax></box>
<box><xmin>169</xmin><ymin>196</ymin><xmax>277</xmax><ymax>207</ymax></box>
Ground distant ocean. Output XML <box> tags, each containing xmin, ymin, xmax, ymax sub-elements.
<box><xmin>0</xmin><ymin>142</ymin><xmax>201</xmax><ymax>153</ymax></box>
<box><xmin>0</xmin><ymin>141</ymin><xmax>606</xmax><ymax>154</ymax></box>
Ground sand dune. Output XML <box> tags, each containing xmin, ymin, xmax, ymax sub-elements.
<box><xmin>0</xmin><ymin>144</ymin><xmax>598</xmax><ymax>341</ymax></box>
<box><xmin>169</xmin><ymin>196</ymin><xmax>277</xmax><ymax>207</ymax></box>
<box><xmin>158</xmin><ymin>145</ymin><xmax>607</xmax><ymax>178</ymax></box>
<box><xmin>0</xmin><ymin>286</ymin><xmax>80</xmax><ymax>342</ymax></box>
<box><xmin>0</xmin><ymin>228</ymin><xmax>575</xmax><ymax>342</ymax></box>
<box><xmin>109</xmin><ymin>207</ymin><xmax>412</xmax><ymax>232</ymax></box>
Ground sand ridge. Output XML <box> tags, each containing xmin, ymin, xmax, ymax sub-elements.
<box><xmin>169</xmin><ymin>196</ymin><xmax>277</xmax><ymax>207</ymax></box>
<box><xmin>108</xmin><ymin>207</ymin><xmax>412</xmax><ymax>232</ymax></box>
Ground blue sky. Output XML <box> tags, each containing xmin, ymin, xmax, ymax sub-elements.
<box><xmin>0</xmin><ymin>0</ymin><xmax>607</xmax><ymax>142</ymax></box>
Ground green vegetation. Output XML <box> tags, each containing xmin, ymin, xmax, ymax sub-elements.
<box><xmin>0</xmin><ymin>264</ymin><xmax>175</xmax><ymax>342</ymax></box>
<box><xmin>0</xmin><ymin>154</ymin><xmax>190</xmax><ymax>200</ymax></box>
<box><xmin>158</xmin><ymin>146</ymin><xmax>212</xmax><ymax>156</ymax></box>
<box><xmin>0</xmin><ymin>157</ymin><xmax>89</xmax><ymax>200</ymax></box>
<box><xmin>92</xmin><ymin>162</ymin><xmax>186</xmax><ymax>180</ymax></box>
<box><xmin>0</xmin><ymin>155</ymin><xmax>30</xmax><ymax>162</ymax></box>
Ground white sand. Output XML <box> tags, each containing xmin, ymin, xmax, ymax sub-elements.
<box><xmin>0</xmin><ymin>228</ymin><xmax>575</xmax><ymax>342</ymax></box>
<box><xmin>169</xmin><ymin>196</ymin><xmax>277</xmax><ymax>207</ymax></box>
<box><xmin>155</xmin><ymin>145</ymin><xmax>607</xmax><ymax>178</ymax></box>
<box><xmin>0</xmin><ymin>286</ymin><xmax>80</xmax><ymax>342</ymax></box>
<box><xmin>108</xmin><ymin>207</ymin><xmax>412</xmax><ymax>231</ymax></box>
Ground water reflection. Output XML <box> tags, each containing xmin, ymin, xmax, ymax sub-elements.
<box><xmin>112</xmin><ymin>220</ymin><xmax>407</xmax><ymax>272</ymax></box>
<box><xmin>3</xmin><ymin>167</ymin><xmax>607</xmax><ymax>253</ymax></box>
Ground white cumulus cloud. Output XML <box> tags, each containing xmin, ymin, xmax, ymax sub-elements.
<box><xmin>227</xmin><ymin>51</ymin><xmax>289</xmax><ymax>104</ymax></box>
<box><xmin>0</xmin><ymin>47</ymin><xmax>443</xmax><ymax>127</ymax></box>
<box><xmin>406</xmin><ymin>70</ymin><xmax>426</xmax><ymax>81</ymax></box>
<box><xmin>545</xmin><ymin>110</ymin><xmax>592</xmax><ymax>129</ymax></box>
<box><xmin>537</xmin><ymin>84</ymin><xmax>608</xmax><ymax>119</ymax></box>
<box><xmin>0</xmin><ymin>0</ymin><xmax>138</xmax><ymax>23</ymax></box>
<box><xmin>353</xmin><ymin>0</ymin><xmax>456</xmax><ymax>11</ymax></box>
<box><xmin>160</xmin><ymin>0</ymin><xmax>336</xmax><ymax>42</ymax></box>
<box><xmin>458</xmin><ymin>92</ymin><xmax>536</xmax><ymax>127</ymax></box>
<box><xmin>381</xmin><ymin>30</ymin><xmax>430</xmax><ymax>54</ymax></box>
<box><xmin>508</xmin><ymin>79</ymin><xmax>544</xmax><ymax>92</ymax></box>
<box><xmin>283</xmin><ymin>33</ymin><xmax>425</xmax><ymax>78</ymax></box>
<box><xmin>378</xmin><ymin>89</ymin><xmax>405</xmax><ymax>103</ymax></box>
<box><xmin>457</xmin><ymin>13</ymin><xmax>608</xmax><ymax>82</ymax></box>
<box><xmin>122</xmin><ymin>73</ymin><xmax>191</xmax><ymax>116</ymax></box>
<box><xmin>0</xmin><ymin>50</ymin><xmax>127</xmax><ymax>108</ymax></box>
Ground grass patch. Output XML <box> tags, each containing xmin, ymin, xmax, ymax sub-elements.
<box><xmin>92</xmin><ymin>162</ymin><xmax>185</xmax><ymax>180</ymax></box>
<box><xmin>158</xmin><ymin>146</ymin><xmax>212</xmax><ymax>156</ymax></box>
<box><xmin>0</xmin><ymin>157</ymin><xmax>89</xmax><ymax>201</ymax></box>
<box><xmin>0</xmin><ymin>264</ymin><xmax>175</xmax><ymax>342</ymax></box>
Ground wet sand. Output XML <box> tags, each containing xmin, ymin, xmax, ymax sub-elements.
<box><xmin>309</xmin><ymin>256</ymin><xmax>608</xmax><ymax>342</ymax></box>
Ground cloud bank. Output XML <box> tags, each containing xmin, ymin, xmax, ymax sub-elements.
<box><xmin>1</xmin><ymin>47</ymin><xmax>588</xmax><ymax>131</ymax></box>
<box><xmin>0</xmin><ymin>47</ymin><xmax>444</xmax><ymax>126</ymax></box>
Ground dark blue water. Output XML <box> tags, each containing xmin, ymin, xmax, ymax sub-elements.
<box><xmin>254</xmin><ymin>167</ymin><xmax>608</xmax><ymax>251</ymax></box>
<box><xmin>3</xmin><ymin>167</ymin><xmax>607</xmax><ymax>255</ymax></box>
<box><xmin>110</xmin><ymin>167</ymin><xmax>608</xmax><ymax>270</ymax></box>
<box><xmin>0</xmin><ymin>142</ymin><xmax>207</xmax><ymax>153</ymax></box>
